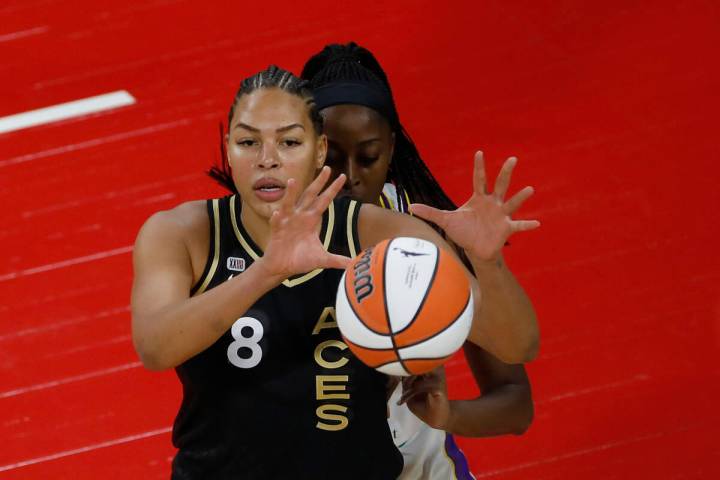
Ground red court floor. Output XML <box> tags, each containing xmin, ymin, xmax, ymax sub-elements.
<box><xmin>1</xmin><ymin>0</ymin><xmax>719</xmax><ymax>478</ymax></box>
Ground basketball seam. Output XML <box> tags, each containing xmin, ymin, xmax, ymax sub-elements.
<box><xmin>343</xmin><ymin>254</ymin><xmax>392</xmax><ymax>337</ymax></box>
<box><xmin>396</xmin><ymin>290</ymin><xmax>473</xmax><ymax>350</ymax></box>
<box><xmin>355</xmin><ymin>290</ymin><xmax>472</xmax><ymax>352</ymax></box>
<box><xmin>373</xmin><ymin>354</ymin><xmax>453</xmax><ymax>371</ymax></box>
<box><xmin>385</xmin><ymin>239</ymin><xmax>409</xmax><ymax>375</ymax></box>
<box><xmin>343</xmin><ymin>337</ymin><xmax>395</xmax><ymax>367</ymax></box>
<box><xmin>394</xmin><ymin>243</ymin><xmax>440</xmax><ymax>336</ymax></box>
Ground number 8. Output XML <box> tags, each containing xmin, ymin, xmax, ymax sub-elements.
<box><xmin>227</xmin><ymin>317</ymin><xmax>264</xmax><ymax>368</ymax></box>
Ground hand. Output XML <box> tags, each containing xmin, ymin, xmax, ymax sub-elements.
<box><xmin>398</xmin><ymin>369</ymin><xmax>451</xmax><ymax>431</ymax></box>
<box><xmin>410</xmin><ymin>151</ymin><xmax>540</xmax><ymax>262</ymax></box>
<box><xmin>262</xmin><ymin>167</ymin><xmax>352</xmax><ymax>279</ymax></box>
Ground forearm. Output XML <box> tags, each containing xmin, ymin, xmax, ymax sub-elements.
<box><xmin>132</xmin><ymin>259</ymin><xmax>283</xmax><ymax>370</ymax></box>
<box><xmin>467</xmin><ymin>254</ymin><xmax>539</xmax><ymax>363</ymax></box>
<box><xmin>445</xmin><ymin>384</ymin><xmax>533</xmax><ymax>437</ymax></box>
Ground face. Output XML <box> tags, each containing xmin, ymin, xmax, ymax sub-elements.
<box><xmin>321</xmin><ymin>104</ymin><xmax>395</xmax><ymax>203</ymax></box>
<box><xmin>226</xmin><ymin>88</ymin><xmax>326</xmax><ymax>221</ymax></box>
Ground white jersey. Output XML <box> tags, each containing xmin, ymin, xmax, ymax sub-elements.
<box><xmin>381</xmin><ymin>183</ymin><xmax>475</xmax><ymax>480</ymax></box>
<box><xmin>388</xmin><ymin>385</ymin><xmax>475</xmax><ymax>480</ymax></box>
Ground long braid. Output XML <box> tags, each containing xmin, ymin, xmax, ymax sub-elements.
<box><xmin>301</xmin><ymin>43</ymin><xmax>458</xmax><ymax>212</ymax></box>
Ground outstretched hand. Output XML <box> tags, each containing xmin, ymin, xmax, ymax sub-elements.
<box><xmin>410</xmin><ymin>151</ymin><xmax>540</xmax><ymax>262</ymax></box>
<box><xmin>262</xmin><ymin>167</ymin><xmax>352</xmax><ymax>279</ymax></box>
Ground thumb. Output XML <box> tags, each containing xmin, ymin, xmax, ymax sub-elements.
<box><xmin>409</xmin><ymin>203</ymin><xmax>448</xmax><ymax>229</ymax></box>
<box><xmin>323</xmin><ymin>253</ymin><xmax>353</xmax><ymax>270</ymax></box>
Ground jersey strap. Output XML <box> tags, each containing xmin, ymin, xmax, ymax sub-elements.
<box><xmin>378</xmin><ymin>182</ymin><xmax>411</xmax><ymax>214</ymax></box>
<box><xmin>346</xmin><ymin>199</ymin><xmax>361</xmax><ymax>257</ymax></box>
<box><xmin>190</xmin><ymin>198</ymin><xmax>221</xmax><ymax>296</ymax></box>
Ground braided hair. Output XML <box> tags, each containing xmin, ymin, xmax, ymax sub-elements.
<box><xmin>300</xmin><ymin>42</ymin><xmax>458</xmax><ymax>212</ymax></box>
<box><xmin>209</xmin><ymin>65</ymin><xmax>323</xmax><ymax>194</ymax></box>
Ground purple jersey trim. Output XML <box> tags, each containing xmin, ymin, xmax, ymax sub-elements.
<box><xmin>444</xmin><ymin>433</ymin><xmax>475</xmax><ymax>480</ymax></box>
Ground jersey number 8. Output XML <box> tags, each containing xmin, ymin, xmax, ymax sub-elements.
<box><xmin>227</xmin><ymin>317</ymin><xmax>264</xmax><ymax>368</ymax></box>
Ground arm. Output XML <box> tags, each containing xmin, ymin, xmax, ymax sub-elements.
<box><xmin>131</xmin><ymin>210</ymin><xmax>286</xmax><ymax>370</ymax></box>
<box><xmin>468</xmin><ymin>253</ymin><xmax>538</xmax><ymax>363</ymax></box>
<box><xmin>399</xmin><ymin>342</ymin><xmax>533</xmax><ymax>437</ymax></box>
<box><xmin>410</xmin><ymin>151</ymin><xmax>540</xmax><ymax>363</ymax></box>
<box><xmin>357</xmin><ymin>202</ymin><xmax>531</xmax><ymax>364</ymax></box>
<box><xmin>132</xmin><ymin>168</ymin><xmax>349</xmax><ymax>371</ymax></box>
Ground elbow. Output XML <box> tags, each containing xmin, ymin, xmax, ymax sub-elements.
<box><xmin>132</xmin><ymin>323</ymin><xmax>173</xmax><ymax>371</ymax></box>
<box><xmin>136</xmin><ymin>348</ymin><xmax>170</xmax><ymax>372</ymax></box>
<box><xmin>521</xmin><ymin>331</ymin><xmax>540</xmax><ymax>363</ymax></box>
<box><xmin>506</xmin><ymin>327</ymin><xmax>540</xmax><ymax>364</ymax></box>
<box><xmin>512</xmin><ymin>401</ymin><xmax>534</xmax><ymax>435</ymax></box>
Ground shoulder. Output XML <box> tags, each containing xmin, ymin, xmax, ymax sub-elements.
<box><xmin>138</xmin><ymin>200</ymin><xmax>208</xmax><ymax>239</ymax></box>
<box><xmin>135</xmin><ymin>200</ymin><xmax>211</xmax><ymax>262</ymax></box>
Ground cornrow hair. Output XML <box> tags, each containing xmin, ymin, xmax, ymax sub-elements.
<box><xmin>301</xmin><ymin>43</ymin><xmax>458</xmax><ymax>213</ymax></box>
<box><xmin>208</xmin><ymin>65</ymin><xmax>324</xmax><ymax>194</ymax></box>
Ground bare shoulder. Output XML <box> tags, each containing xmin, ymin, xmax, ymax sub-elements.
<box><xmin>137</xmin><ymin>200</ymin><xmax>208</xmax><ymax>244</ymax></box>
<box><xmin>357</xmin><ymin>202</ymin><xmax>444</xmax><ymax>250</ymax></box>
<box><xmin>134</xmin><ymin>200</ymin><xmax>210</xmax><ymax>277</ymax></box>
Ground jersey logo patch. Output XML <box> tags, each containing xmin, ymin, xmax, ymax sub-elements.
<box><xmin>227</xmin><ymin>257</ymin><xmax>246</xmax><ymax>272</ymax></box>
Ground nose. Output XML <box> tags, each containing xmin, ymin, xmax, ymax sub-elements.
<box><xmin>257</xmin><ymin>144</ymin><xmax>280</xmax><ymax>169</ymax></box>
<box><xmin>342</xmin><ymin>159</ymin><xmax>361</xmax><ymax>192</ymax></box>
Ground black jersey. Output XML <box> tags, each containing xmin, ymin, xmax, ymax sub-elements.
<box><xmin>171</xmin><ymin>195</ymin><xmax>403</xmax><ymax>480</ymax></box>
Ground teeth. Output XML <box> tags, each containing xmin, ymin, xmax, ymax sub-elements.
<box><xmin>260</xmin><ymin>186</ymin><xmax>280</xmax><ymax>191</ymax></box>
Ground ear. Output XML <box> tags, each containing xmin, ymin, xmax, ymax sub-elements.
<box><xmin>316</xmin><ymin>134</ymin><xmax>328</xmax><ymax>169</ymax></box>
<box><xmin>224</xmin><ymin>133</ymin><xmax>233</xmax><ymax>169</ymax></box>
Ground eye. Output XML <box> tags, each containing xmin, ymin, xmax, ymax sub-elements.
<box><xmin>358</xmin><ymin>155</ymin><xmax>379</xmax><ymax>167</ymax></box>
<box><xmin>281</xmin><ymin>138</ymin><xmax>302</xmax><ymax>147</ymax></box>
<box><xmin>236</xmin><ymin>139</ymin><xmax>257</xmax><ymax>147</ymax></box>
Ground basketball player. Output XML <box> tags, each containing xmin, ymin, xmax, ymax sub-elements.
<box><xmin>298</xmin><ymin>43</ymin><xmax>537</xmax><ymax>479</ymax></box>
<box><xmin>133</xmin><ymin>66</ymin><xmax>537</xmax><ymax>479</ymax></box>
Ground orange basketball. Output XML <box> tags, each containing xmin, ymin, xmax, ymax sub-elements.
<box><xmin>335</xmin><ymin>237</ymin><xmax>474</xmax><ymax>376</ymax></box>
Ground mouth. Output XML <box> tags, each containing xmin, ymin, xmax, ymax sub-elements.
<box><xmin>252</xmin><ymin>177</ymin><xmax>285</xmax><ymax>192</ymax></box>
<box><xmin>252</xmin><ymin>177</ymin><xmax>286</xmax><ymax>202</ymax></box>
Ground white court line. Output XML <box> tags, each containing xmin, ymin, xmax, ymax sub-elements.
<box><xmin>473</xmin><ymin>428</ymin><xmax>686</xmax><ymax>478</ymax></box>
<box><xmin>0</xmin><ymin>26</ymin><xmax>48</xmax><ymax>43</ymax></box>
<box><xmin>0</xmin><ymin>361</ymin><xmax>142</xmax><ymax>399</ymax></box>
<box><xmin>0</xmin><ymin>91</ymin><xmax>136</xmax><ymax>135</ymax></box>
<box><xmin>0</xmin><ymin>116</ymin><xmax>200</xmax><ymax>168</ymax></box>
<box><xmin>0</xmin><ymin>245</ymin><xmax>133</xmax><ymax>282</ymax></box>
<box><xmin>0</xmin><ymin>305</ymin><xmax>130</xmax><ymax>342</ymax></box>
<box><xmin>0</xmin><ymin>426</ymin><xmax>172</xmax><ymax>473</ymax></box>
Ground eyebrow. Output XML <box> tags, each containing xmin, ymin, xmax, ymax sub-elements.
<box><xmin>327</xmin><ymin>138</ymin><xmax>382</xmax><ymax>148</ymax></box>
<box><xmin>233</xmin><ymin>122</ymin><xmax>305</xmax><ymax>133</ymax></box>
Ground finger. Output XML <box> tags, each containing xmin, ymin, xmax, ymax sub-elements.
<box><xmin>504</xmin><ymin>185</ymin><xmax>534</xmax><ymax>214</ymax></box>
<box><xmin>321</xmin><ymin>252</ymin><xmax>353</xmax><ymax>270</ymax></box>
<box><xmin>313</xmin><ymin>173</ymin><xmax>346</xmax><ymax>212</ymax></box>
<box><xmin>409</xmin><ymin>203</ymin><xmax>449</xmax><ymax>230</ymax></box>
<box><xmin>494</xmin><ymin>156</ymin><xmax>517</xmax><ymax>200</ymax></box>
<box><xmin>298</xmin><ymin>166</ymin><xmax>331</xmax><ymax>209</ymax></box>
<box><xmin>399</xmin><ymin>382</ymin><xmax>441</xmax><ymax>404</ymax></box>
<box><xmin>280</xmin><ymin>178</ymin><xmax>301</xmax><ymax>214</ymax></box>
<box><xmin>511</xmin><ymin>219</ymin><xmax>541</xmax><ymax>232</ymax></box>
<box><xmin>473</xmin><ymin>151</ymin><xmax>487</xmax><ymax>195</ymax></box>
<box><xmin>399</xmin><ymin>389</ymin><xmax>427</xmax><ymax>405</ymax></box>
<box><xmin>269</xmin><ymin>209</ymin><xmax>282</xmax><ymax>229</ymax></box>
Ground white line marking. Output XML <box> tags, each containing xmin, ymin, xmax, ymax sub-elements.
<box><xmin>0</xmin><ymin>305</ymin><xmax>130</xmax><ymax>342</ymax></box>
<box><xmin>0</xmin><ymin>245</ymin><xmax>133</xmax><ymax>282</ymax></box>
<box><xmin>0</xmin><ymin>26</ymin><xmax>48</xmax><ymax>43</ymax></box>
<box><xmin>0</xmin><ymin>91</ymin><xmax>135</xmax><ymax>135</ymax></box>
<box><xmin>0</xmin><ymin>426</ymin><xmax>172</xmax><ymax>472</ymax></box>
<box><xmin>472</xmin><ymin>426</ymin><xmax>699</xmax><ymax>478</ymax></box>
<box><xmin>0</xmin><ymin>361</ymin><xmax>142</xmax><ymax>399</ymax></box>
<box><xmin>0</xmin><ymin>116</ymin><xmax>200</xmax><ymax>167</ymax></box>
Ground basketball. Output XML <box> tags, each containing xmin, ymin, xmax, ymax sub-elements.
<box><xmin>335</xmin><ymin>237</ymin><xmax>474</xmax><ymax>376</ymax></box>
